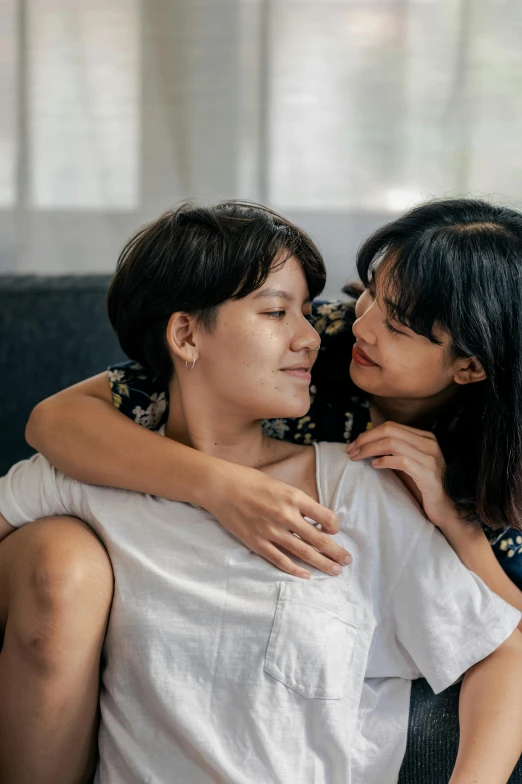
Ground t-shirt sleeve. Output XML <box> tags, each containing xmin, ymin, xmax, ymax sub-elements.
<box><xmin>107</xmin><ymin>360</ymin><xmax>169</xmax><ymax>430</ymax></box>
<box><xmin>388</xmin><ymin>524</ymin><xmax>522</xmax><ymax>694</ymax></box>
<box><xmin>0</xmin><ymin>454</ymin><xmax>82</xmax><ymax>527</ymax></box>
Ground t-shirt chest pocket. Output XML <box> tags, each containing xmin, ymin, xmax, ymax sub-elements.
<box><xmin>264</xmin><ymin>580</ymin><xmax>362</xmax><ymax>700</ymax></box>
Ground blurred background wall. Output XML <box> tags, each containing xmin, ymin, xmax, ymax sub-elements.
<box><xmin>1</xmin><ymin>0</ymin><xmax>521</xmax><ymax>298</ymax></box>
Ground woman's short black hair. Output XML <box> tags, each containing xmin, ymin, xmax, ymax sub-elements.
<box><xmin>107</xmin><ymin>200</ymin><xmax>326</xmax><ymax>385</ymax></box>
<box><xmin>356</xmin><ymin>198</ymin><xmax>522</xmax><ymax>531</ymax></box>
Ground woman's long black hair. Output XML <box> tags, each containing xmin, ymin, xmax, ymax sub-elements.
<box><xmin>356</xmin><ymin>198</ymin><xmax>522</xmax><ymax>531</ymax></box>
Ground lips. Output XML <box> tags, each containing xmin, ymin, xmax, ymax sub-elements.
<box><xmin>281</xmin><ymin>364</ymin><xmax>312</xmax><ymax>372</ymax></box>
<box><xmin>280</xmin><ymin>364</ymin><xmax>312</xmax><ymax>382</ymax></box>
<box><xmin>352</xmin><ymin>344</ymin><xmax>379</xmax><ymax>367</ymax></box>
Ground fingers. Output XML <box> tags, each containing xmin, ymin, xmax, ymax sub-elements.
<box><xmin>347</xmin><ymin>421</ymin><xmax>437</xmax><ymax>451</ymax></box>
<box><xmin>348</xmin><ymin>435</ymin><xmax>440</xmax><ymax>469</ymax></box>
<box><xmin>250</xmin><ymin>511</ymin><xmax>353</xmax><ymax>579</ymax></box>
<box><xmin>286</xmin><ymin>517</ymin><xmax>352</xmax><ymax>565</ymax></box>
<box><xmin>368</xmin><ymin>421</ymin><xmax>437</xmax><ymax>439</ymax></box>
<box><xmin>371</xmin><ymin>454</ymin><xmax>425</xmax><ymax>478</ymax></box>
<box><xmin>347</xmin><ymin>424</ymin><xmax>441</xmax><ymax>460</ymax></box>
<box><xmin>272</xmin><ymin>530</ymin><xmax>351</xmax><ymax>577</ymax></box>
<box><xmin>298</xmin><ymin>495</ymin><xmax>339</xmax><ymax>534</ymax></box>
<box><xmin>255</xmin><ymin>542</ymin><xmax>312</xmax><ymax>580</ymax></box>
<box><xmin>379</xmin><ymin>422</ymin><xmax>437</xmax><ymax>439</ymax></box>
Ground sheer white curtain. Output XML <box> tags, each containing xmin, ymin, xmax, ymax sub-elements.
<box><xmin>269</xmin><ymin>0</ymin><xmax>522</xmax><ymax>211</ymax></box>
<box><xmin>1</xmin><ymin>0</ymin><xmax>522</xmax><ymax>294</ymax></box>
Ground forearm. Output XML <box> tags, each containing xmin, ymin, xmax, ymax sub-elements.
<box><xmin>27</xmin><ymin>393</ymin><xmax>226</xmax><ymax>507</ymax></box>
<box><xmin>25</xmin><ymin>376</ymin><xmax>348</xmax><ymax>578</ymax></box>
<box><xmin>440</xmin><ymin>518</ymin><xmax>522</xmax><ymax>627</ymax></box>
<box><xmin>450</xmin><ymin>637</ymin><xmax>522</xmax><ymax>784</ymax></box>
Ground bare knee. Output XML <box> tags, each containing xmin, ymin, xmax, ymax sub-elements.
<box><xmin>27</xmin><ymin>517</ymin><xmax>114</xmax><ymax>611</ymax></box>
<box><xmin>5</xmin><ymin>517</ymin><xmax>114</xmax><ymax>673</ymax></box>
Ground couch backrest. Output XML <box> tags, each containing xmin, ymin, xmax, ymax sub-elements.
<box><xmin>0</xmin><ymin>276</ymin><xmax>124</xmax><ymax>474</ymax></box>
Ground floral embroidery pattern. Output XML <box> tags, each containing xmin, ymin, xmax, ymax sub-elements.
<box><xmin>132</xmin><ymin>392</ymin><xmax>168</xmax><ymax>430</ymax></box>
<box><xmin>489</xmin><ymin>529</ymin><xmax>522</xmax><ymax>559</ymax></box>
<box><xmin>108</xmin><ymin>368</ymin><xmax>126</xmax><ymax>383</ymax></box>
<box><xmin>293</xmin><ymin>415</ymin><xmax>316</xmax><ymax>445</ymax></box>
<box><xmin>486</xmin><ymin>528</ymin><xmax>522</xmax><ymax>587</ymax></box>
<box><xmin>108</xmin><ymin>362</ymin><xmax>169</xmax><ymax>431</ymax></box>
<box><xmin>343</xmin><ymin>413</ymin><xmax>354</xmax><ymax>442</ymax></box>
<box><xmin>311</xmin><ymin>302</ymin><xmax>346</xmax><ymax>338</ymax></box>
<box><xmin>500</xmin><ymin>536</ymin><xmax>522</xmax><ymax>558</ymax></box>
<box><xmin>262</xmin><ymin>419</ymin><xmax>290</xmax><ymax>440</ymax></box>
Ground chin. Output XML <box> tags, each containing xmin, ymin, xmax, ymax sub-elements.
<box><xmin>349</xmin><ymin>360</ymin><xmax>381</xmax><ymax>393</ymax></box>
<box><xmin>264</xmin><ymin>398</ymin><xmax>311</xmax><ymax>421</ymax></box>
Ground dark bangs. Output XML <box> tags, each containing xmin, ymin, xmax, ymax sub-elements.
<box><xmin>357</xmin><ymin>230</ymin><xmax>456</xmax><ymax>347</ymax></box>
<box><xmin>163</xmin><ymin>201</ymin><xmax>326</xmax><ymax>327</ymax></box>
<box><xmin>356</xmin><ymin>203</ymin><xmax>522</xmax><ymax>358</ymax></box>
<box><xmin>220</xmin><ymin>203</ymin><xmax>326</xmax><ymax>305</ymax></box>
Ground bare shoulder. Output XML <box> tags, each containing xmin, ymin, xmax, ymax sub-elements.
<box><xmin>259</xmin><ymin>439</ymin><xmax>318</xmax><ymax>501</ymax></box>
<box><xmin>259</xmin><ymin>436</ymin><xmax>312</xmax><ymax>467</ymax></box>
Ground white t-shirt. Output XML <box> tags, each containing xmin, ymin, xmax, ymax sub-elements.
<box><xmin>0</xmin><ymin>442</ymin><xmax>519</xmax><ymax>784</ymax></box>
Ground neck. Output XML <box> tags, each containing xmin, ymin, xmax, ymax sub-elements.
<box><xmin>369</xmin><ymin>384</ymin><xmax>462</xmax><ymax>429</ymax></box>
<box><xmin>164</xmin><ymin>376</ymin><xmax>274</xmax><ymax>469</ymax></box>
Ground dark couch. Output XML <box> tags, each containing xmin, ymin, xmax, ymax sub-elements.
<box><xmin>0</xmin><ymin>275</ymin><xmax>520</xmax><ymax>783</ymax></box>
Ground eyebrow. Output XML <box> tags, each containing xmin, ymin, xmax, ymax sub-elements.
<box><xmin>253</xmin><ymin>288</ymin><xmax>310</xmax><ymax>304</ymax></box>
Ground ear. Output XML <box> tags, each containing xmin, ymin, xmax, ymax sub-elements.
<box><xmin>166</xmin><ymin>312</ymin><xmax>199</xmax><ymax>365</ymax></box>
<box><xmin>453</xmin><ymin>356</ymin><xmax>486</xmax><ymax>386</ymax></box>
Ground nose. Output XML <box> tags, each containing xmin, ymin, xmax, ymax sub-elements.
<box><xmin>352</xmin><ymin>294</ymin><xmax>378</xmax><ymax>345</ymax></box>
<box><xmin>291</xmin><ymin>316</ymin><xmax>321</xmax><ymax>354</ymax></box>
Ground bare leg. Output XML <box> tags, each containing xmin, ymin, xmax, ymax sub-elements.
<box><xmin>0</xmin><ymin>517</ymin><xmax>114</xmax><ymax>784</ymax></box>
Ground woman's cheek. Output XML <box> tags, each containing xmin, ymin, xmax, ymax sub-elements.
<box><xmin>380</xmin><ymin>355</ymin><xmax>412</xmax><ymax>391</ymax></box>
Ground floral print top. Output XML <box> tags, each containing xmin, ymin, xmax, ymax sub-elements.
<box><xmin>107</xmin><ymin>298</ymin><xmax>522</xmax><ymax>589</ymax></box>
